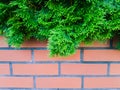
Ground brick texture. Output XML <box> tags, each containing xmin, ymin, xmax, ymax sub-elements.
<box><xmin>13</xmin><ymin>64</ymin><xmax>58</xmax><ymax>75</ymax></box>
<box><xmin>36</xmin><ymin>78</ymin><xmax>81</xmax><ymax>88</ymax></box>
<box><xmin>0</xmin><ymin>64</ymin><xmax>10</xmax><ymax>75</ymax></box>
<box><xmin>61</xmin><ymin>64</ymin><xmax>107</xmax><ymax>75</ymax></box>
<box><xmin>0</xmin><ymin>77</ymin><xmax>33</xmax><ymax>88</ymax></box>
<box><xmin>84</xmin><ymin>77</ymin><xmax>120</xmax><ymax>88</ymax></box>
<box><xmin>21</xmin><ymin>38</ymin><xmax>47</xmax><ymax>48</ymax></box>
<box><xmin>0</xmin><ymin>50</ymin><xmax>31</xmax><ymax>62</ymax></box>
<box><xmin>84</xmin><ymin>50</ymin><xmax>120</xmax><ymax>61</ymax></box>
<box><xmin>0</xmin><ymin>36</ymin><xmax>120</xmax><ymax>89</ymax></box>
<box><xmin>110</xmin><ymin>64</ymin><xmax>120</xmax><ymax>75</ymax></box>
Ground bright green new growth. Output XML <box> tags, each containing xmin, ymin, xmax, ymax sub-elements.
<box><xmin>0</xmin><ymin>0</ymin><xmax>120</xmax><ymax>56</ymax></box>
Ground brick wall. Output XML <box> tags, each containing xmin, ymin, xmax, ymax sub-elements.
<box><xmin>0</xmin><ymin>36</ymin><xmax>120</xmax><ymax>90</ymax></box>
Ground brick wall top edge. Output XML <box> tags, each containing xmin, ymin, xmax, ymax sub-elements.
<box><xmin>0</xmin><ymin>36</ymin><xmax>110</xmax><ymax>48</ymax></box>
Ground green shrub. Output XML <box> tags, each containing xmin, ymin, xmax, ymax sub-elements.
<box><xmin>0</xmin><ymin>0</ymin><xmax>120</xmax><ymax>56</ymax></box>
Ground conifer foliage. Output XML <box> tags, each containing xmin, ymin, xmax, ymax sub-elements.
<box><xmin>0</xmin><ymin>0</ymin><xmax>120</xmax><ymax>56</ymax></box>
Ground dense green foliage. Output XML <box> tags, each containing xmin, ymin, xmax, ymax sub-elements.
<box><xmin>0</xmin><ymin>0</ymin><xmax>120</xmax><ymax>56</ymax></box>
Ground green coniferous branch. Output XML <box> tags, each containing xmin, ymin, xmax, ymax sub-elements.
<box><xmin>0</xmin><ymin>0</ymin><xmax>120</xmax><ymax>56</ymax></box>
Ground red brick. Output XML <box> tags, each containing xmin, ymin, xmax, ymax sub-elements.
<box><xmin>0</xmin><ymin>36</ymin><xmax>8</xmax><ymax>47</ymax></box>
<box><xmin>80</xmin><ymin>40</ymin><xmax>109</xmax><ymax>47</ymax></box>
<box><xmin>110</xmin><ymin>64</ymin><xmax>120</xmax><ymax>75</ymax></box>
<box><xmin>13</xmin><ymin>64</ymin><xmax>58</xmax><ymax>75</ymax></box>
<box><xmin>0</xmin><ymin>77</ymin><xmax>33</xmax><ymax>88</ymax></box>
<box><xmin>84</xmin><ymin>77</ymin><xmax>120</xmax><ymax>88</ymax></box>
<box><xmin>34</xmin><ymin>50</ymin><xmax>80</xmax><ymax>61</ymax></box>
<box><xmin>84</xmin><ymin>50</ymin><xmax>120</xmax><ymax>61</ymax></box>
<box><xmin>21</xmin><ymin>38</ymin><xmax>47</xmax><ymax>48</ymax></box>
<box><xmin>36</xmin><ymin>78</ymin><xmax>81</xmax><ymax>88</ymax></box>
<box><xmin>0</xmin><ymin>64</ymin><xmax>10</xmax><ymax>75</ymax></box>
<box><xmin>61</xmin><ymin>64</ymin><xmax>107</xmax><ymax>75</ymax></box>
<box><xmin>0</xmin><ymin>50</ymin><xmax>31</xmax><ymax>62</ymax></box>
